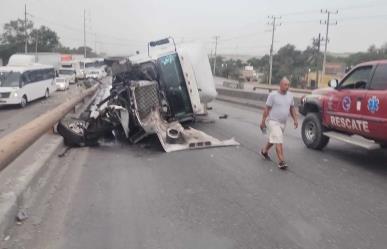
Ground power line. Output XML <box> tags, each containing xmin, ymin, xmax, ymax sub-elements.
<box><xmin>28</xmin><ymin>13</ymin><xmax>143</xmax><ymax>44</ymax></box>
<box><xmin>338</xmin><ymin>13</ymin><xmax>387</xmax><ymax>22</ymax></box>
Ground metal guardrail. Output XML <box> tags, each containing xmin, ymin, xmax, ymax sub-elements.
<box><xmin>0</xmin><ymin>84</ymin><xmax>99</xmax><ymax>171</ymax></box>
<box><xmin>223</xmin><ymin>81</ymin><xmax>244</xmax><ymax>89</ymax></box>
<box><xmin>252</xmin><ymin>85</ymin><xmax>312</xmax><ymax>94</ymax></box>
<box><xmin>216</xmin><ymin>77</ymin><xmax>313</xmax><ymax>94</ymax></box>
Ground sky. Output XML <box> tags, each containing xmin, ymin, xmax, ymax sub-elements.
<box><xmin>1</xmin><ymin>0</ymin><xmax>387</xmax><ymax>57</ymax></box>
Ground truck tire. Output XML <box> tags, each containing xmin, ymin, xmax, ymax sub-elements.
<box><xmin>44</xmin><ymin>89</ymin><xmax>49</xmax><ymax>98</ymax></box>
<box><xmin>20</xmin><ymin>95</ymin><xmax>27</xmax><ymax>108</ymax></box>
<box><xmin>301</xmin><ymin>113</ymin><xmax>329</xmax><ymax>150</ymax></box>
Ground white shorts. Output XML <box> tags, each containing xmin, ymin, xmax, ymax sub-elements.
<box><xmin>267</xmin><ymin>120</ymin><xmax>286</xmax><ymax>144</ymax></box>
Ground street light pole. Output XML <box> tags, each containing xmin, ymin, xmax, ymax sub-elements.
<box><xmin>213</xmin><ymin>36</ymin><xmax>219</xmax><ymax>76</ymax></box>
<box><xmin>83</xmin><ymin>9</ymin><xmax>87</xmax><ymax>58</ymax></box>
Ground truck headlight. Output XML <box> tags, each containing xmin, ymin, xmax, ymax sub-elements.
<box><xmin>13</xmin><ymin>92</ymin><xmax>18</xmax><ymax>97</ymax></box>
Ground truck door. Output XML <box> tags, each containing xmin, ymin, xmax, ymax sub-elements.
<box><xmin>362</xmin><ymin>63</ymin><xmax>387</xmax><ymax>141</ymax></box>
<box><xmin>157</xmin><ymin>53</ymin><xmax>193</xmax><ymax>120</ymax></box>
<box><xmin>328</xmin><ymin>65</ymin><xmax>373</xmax><ymax>135</ymax></box>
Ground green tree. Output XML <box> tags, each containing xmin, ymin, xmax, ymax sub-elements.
<box><xmin>30</xmin><ymin>26</ymin><xmax>60</xmax><ymax>52</ymax></box>
<box><xmin>209</xmin><ymin>55</ymin><xmax>224</xmax><ymax>76</ymax></box>
<box><xmin>0</xmin><ymin>19</ymin><xmax>62</xmax><ymax>63</ymax></box>
<box><xmin>0</xmin><ymin>19</ymin><xmax>33</xmax><ymax>63</ymax></box>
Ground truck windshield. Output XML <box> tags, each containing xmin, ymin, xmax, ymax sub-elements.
<box><xmin>59</xmin><ymin>70</ymin><xmax>74</xmax><ymax>75</ymax></box>
<box><xmin>0</xmin><ymin>71</ymin><xmax>21</xmax><ymax>87</ymax></box>
<box><xmin>85</xmin><ymin>62</ymin><xmax>96</xmax><ymax>68</ymax></box>
<box><xmin>157</xmin><ymin>53</ymin><xmax>192</xmax><ymax>117</ymax></box>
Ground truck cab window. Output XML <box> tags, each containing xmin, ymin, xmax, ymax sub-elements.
<box><xmin>339</xmin><ymin>66</ymin><xmax>372</xmax><ymax>90</ymax></box>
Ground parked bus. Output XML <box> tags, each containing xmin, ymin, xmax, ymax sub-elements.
<box><xmin>0</xmin><ymin>64</ymin><xmax>56</xmax><ymax>107</ymax></box>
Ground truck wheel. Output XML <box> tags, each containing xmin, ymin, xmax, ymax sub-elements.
<box><xmin>20</xmin><ymin>95</ymin><xmax>27</xmax><ymax>108</ymax></box>
<box><xmin>301</xmin><ymin>113</ymin><xmax>329</xmax><ymax>150</ymax></box>
<box><xmin>44</xmin><ymin>89</ymin><xmax>49</xmax><ymax>98</ymax></box>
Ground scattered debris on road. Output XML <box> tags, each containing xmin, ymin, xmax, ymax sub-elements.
<box><xmin>58</xmin><ymin>147</ymin><xmax>72</xmax><ymax>158</ymax></box>
<box><xmin>16</xmin><ymin>209</ymin><xmax>28</xmax><ymax>222</ymax></box>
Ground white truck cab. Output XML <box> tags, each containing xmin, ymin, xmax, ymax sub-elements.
<box><xmin>58</xmin><ymin>67</ymin><xmax>76</xmax><ymax>83</ymax></box>
<box><xmin>129</xmin><ymin>38</ymin><xmax>217</xmax><ymax>119</ymax></box>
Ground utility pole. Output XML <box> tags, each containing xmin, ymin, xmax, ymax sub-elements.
<box><xmin>35</xmin><ymin>32</ymin><xmax>39</xmax><ymax>62</ymax></box>
<box><xmin>313</xmin><ymin>33</ymin><xmax>322</xmax><ymax>88</ymax></box>
<box><xmin>320</xmin><ymin>9</ymin><xmax>338</xmax><ymax>87</ymax></box>
<box><xmin>267</xmin><ymin>16</ymin><xmax>281</xmax><ymax>85</ymax></box>
<box><xmin>83</xmin><ymin>9</ymin><xmax>87</xmax><ymax>58</ymax></box>
<box><xmin>213</xmin><ymin>36</ymin><xmax>219</xmax><ymax>76</ymax></box>
<box><xmin>94</xmin><ymin>33</ymin><xmax>97</xmax><ymax>55</ymax></box>
<box><xmin>24</xmin><ymin>4</ymin><xmax>28</xmax><ymax>54</ymax></box>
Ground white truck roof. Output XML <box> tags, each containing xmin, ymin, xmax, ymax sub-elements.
<box><xmin>8</xmin><ymin>53</ymin><xmax>61</xmax><ymax>70</ymax></box>
<box><xmin>0</xmin><ymin>64</ymin><xmax>54</xmax><ymax>73</ymax></box>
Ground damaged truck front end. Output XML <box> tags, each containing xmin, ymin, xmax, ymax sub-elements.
<box><xmin>58</xmin><ymin>38</ymin><xmax>238</xmax><ymax>152</ymax></box>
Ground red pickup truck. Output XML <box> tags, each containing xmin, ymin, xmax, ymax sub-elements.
<box><xmin>299</xmin><ymin>60</ymin><xmax>387</xmax><ymax>150</ymax></box>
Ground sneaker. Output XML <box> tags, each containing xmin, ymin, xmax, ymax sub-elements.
<box><xmin>260</xmin><ymin>150</ymin><xmax>271</xmax><ymax>160</ymax></box>
<box><xmin>278</xmin><ymin>161</ymin><xmax>288</xmax><ymax>169</ymax></box>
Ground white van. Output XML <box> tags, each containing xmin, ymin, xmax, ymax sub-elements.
<box><xmin>0</xmin><ymin>64</ymin><xmax>56</xmax><ymax>107</ymax></box>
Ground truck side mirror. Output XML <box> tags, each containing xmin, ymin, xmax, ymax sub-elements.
<box><xmin>328</xmin><ymin>79</ymin><xmax>338</xmax><ymax>89</ymax></box>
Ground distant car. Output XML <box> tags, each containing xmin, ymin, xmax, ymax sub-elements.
<box><xmin>86</xmin><ymin>70</ymin><xmax>103</xmax><ymax>79</ymax></box>
<box><xmin>55</xmin><ymin>77</ymin><xmax>70</xmax><ymax>91</ymax></box>
<box><xmin>58</xmin><ymin>68</ymin><xmax>76</xmax><ymax>84</ymax></box>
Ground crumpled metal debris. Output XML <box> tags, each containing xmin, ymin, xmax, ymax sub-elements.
<box><xmin>57</xmin><ymin>61</ymin><xmax>239</xmax><ymax>152</ymax></box>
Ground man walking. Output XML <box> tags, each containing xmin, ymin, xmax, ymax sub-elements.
<box><xmin>260</xmin><ymin>77</ymin><xmax>298</xmax><ymax>169</ymax></box>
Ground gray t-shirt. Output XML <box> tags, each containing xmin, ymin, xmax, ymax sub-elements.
<box><xmin>265</xmin><ymin>91</ymin><xmax>294</xmax><ymax>124</ymax></box>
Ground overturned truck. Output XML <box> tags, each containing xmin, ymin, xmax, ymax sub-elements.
<box><xmin>58</xmin><ymin>38</ymin><xmax>238</xmax><ymax>152</ymax></box>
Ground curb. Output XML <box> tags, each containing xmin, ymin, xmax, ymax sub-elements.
<box><xmin>0</xmin><ymin>134</ymin><xmax>63</xmax><ymax>240</ymax></box>
<box><xmin>0</xmin><ymin>88</ymin><xmax>100</xmax><ymax>240</ymax></box>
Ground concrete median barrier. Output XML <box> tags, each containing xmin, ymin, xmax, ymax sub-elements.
<box><xmin>0</xmin><ymin>84</ymin><xmax>99</xmax><ymax>171</ymax></box>
<box><xmin>216</xmin><ymin>87</ymin><xmax>302</xmax><ymax>107</ymax></box>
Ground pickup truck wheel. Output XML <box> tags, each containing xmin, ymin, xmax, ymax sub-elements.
<box><xmin>301</xmin><ymin>113</ymin><xmax>329</xmax><ymax>150</ymax></box>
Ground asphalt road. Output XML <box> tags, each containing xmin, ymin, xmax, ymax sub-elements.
<box><xmin>3</xmin><ymin>100</ymin><xmax>387</xmax><ymax>249</ymax></box>
<box><xmin>0</xmin><ymin>84</ymin><xmax>82</xmax><ymax>139</ymax></box>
